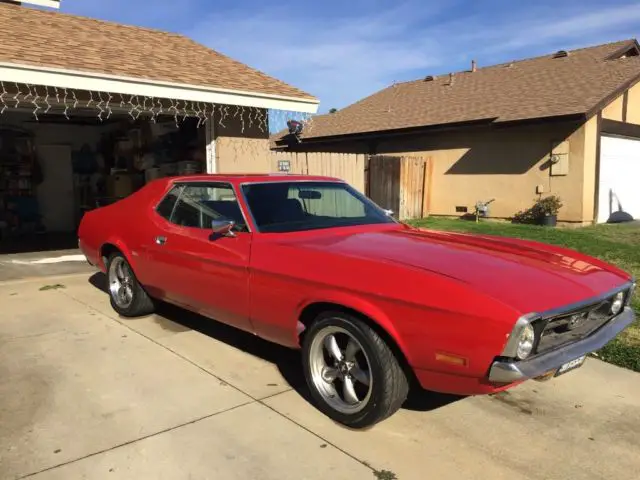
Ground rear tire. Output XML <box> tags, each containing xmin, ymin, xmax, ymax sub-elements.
<box><xmin>302</xmin><ymin>311</ymin><xmax>409</xmax><ymax>429</ymax></box>
<box><xmin>106</xmin><ymin>253</ymin><xmax>154</xmax><ymax>317</ymax></box>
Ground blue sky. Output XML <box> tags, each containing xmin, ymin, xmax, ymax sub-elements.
<box><xmin>48</xmin><ymin>0</ymin><xmax>640</xmax><ymax>113</ymax></box>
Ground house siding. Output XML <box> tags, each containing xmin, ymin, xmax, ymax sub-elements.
<box><xmin>625</xmin><ymin>81</ymin><xmax>640</xmax><ymax>125</ymax></box>
<box><xmin>214</xmin><ymin>108</ymin><xmax>270</xmax><ymax>173</ymax></box>
<box><xmin>216</xmin><ymin>136</ymin><xmax>271</xmax><ymax>173</ymax></box>
<box><xmin>602</xmin><ymin>95</ymin><xmax>625</xmax><ymax>121</ymax></box>
<box><xmin>581</xmin><ymin>116</ymin><xmax>599</xmax><ymax>221</ymax></box>
<box><xmin>371</xmin><ymin>121</ymin><xmax>590</xmax><ymax>222</ymax></box>
<box><xmin>278</xmin><ymin>119</ymin><xmax>596</xmax><ymax>222</ymax></box>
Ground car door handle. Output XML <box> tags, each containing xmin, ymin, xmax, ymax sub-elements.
<box><xmin>155</xmin><ymin>236</ymin><xmax>167</xmax><ymax>245</ymax></box>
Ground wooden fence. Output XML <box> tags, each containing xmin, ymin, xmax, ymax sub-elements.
<box><xmin>367</xmin><ymin>155</ymin><xmax>429</xmax><ymax>220</ymax></box>
<box><xmin>266</xmin><ymin>151</ymin><xmax>430</xmax><ymax>220</ymax></box>
<box><xmin>268</xmin><ymin>151</ymin><xmax>366</xmax><ymax>192</ymax></box>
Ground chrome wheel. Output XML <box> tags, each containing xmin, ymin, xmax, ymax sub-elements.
<box><xmin>308</xmin><ymin>325</ymin><xmax>373</xmax><ymax>414</ymax></box>
<box><xmin>108</xmin><ymin>256</ymin><xmax>134</xmax><ymax>309</ymax></box>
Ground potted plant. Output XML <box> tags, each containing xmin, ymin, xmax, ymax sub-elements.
<box><xmin>536</xmin><ymin>195</ymin><xmax>562</xmax><ymax>226</ymax></box>
<box><xmin>511</xmin><ymin>195</ymin><xmax>563</xmax><ymax>227</ymax></box>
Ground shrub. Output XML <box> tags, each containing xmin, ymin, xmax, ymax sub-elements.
<box><xmin>512</xmin><ymin>195</ymin><xmax>563</xmax><ymax>224</ymax></box>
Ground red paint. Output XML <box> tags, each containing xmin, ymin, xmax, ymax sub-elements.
<box><xmin>78</xmin><ymin>174</ymin><xmax>632</xmax><ymax>396</ymax></box>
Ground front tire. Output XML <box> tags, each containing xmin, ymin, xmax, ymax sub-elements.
<box><xmin>302</xmin><ymin>311</ymin><xmax>409</xmax><ymax>429</ymax></box>
<box><xmin>106</xmin><ymin>253</ymin><xmax>154</xmax><ymax>317</ymax></box>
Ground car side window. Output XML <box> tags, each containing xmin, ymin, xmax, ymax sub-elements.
<box><xmin>156</xmin><ymin>186</ymin><xmax>183</xmax><ymax>220</ymax></box>
<box><xmin>169</xmin><ymin>183</ymin><xmax>247</xmax><ymax>231</ymax></box>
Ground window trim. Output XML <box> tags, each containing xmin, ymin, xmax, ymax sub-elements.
<box><xmin>157</xmin><ymin>181</ymin><xmax>252</xmax><ymax>233</ymax></box>
<box><xmin>239</xmin><ymin>179</ymin><xmax>397</xmax><ymax>233</ymax></box>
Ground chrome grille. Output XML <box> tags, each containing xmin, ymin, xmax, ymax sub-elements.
<box><xmin>535</xmin><ymin>298</ymin><xmax>615</xmax><ymax>353</ymax></box>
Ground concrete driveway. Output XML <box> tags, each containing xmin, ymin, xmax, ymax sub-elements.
<box><xmin>1</xmin><ymin>272</ymin><xmax>639</xmax><ymax>480</ymax></box>
<box><xmin>0</xmin><ymin>250</ymin><xmax>94</xmax><ymax>283</ymax></box>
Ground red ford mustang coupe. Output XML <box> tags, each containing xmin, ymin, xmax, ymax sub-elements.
<box><xmin>78</xmin><ymin>174</ymin><xmax>636</xmax><ymax>428</ymax></box>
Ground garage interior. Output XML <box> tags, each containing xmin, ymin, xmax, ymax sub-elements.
<box><xmin>0</xmin><ymin>85</ymin><xmax>208</xmax><ymax>253</ymax></box>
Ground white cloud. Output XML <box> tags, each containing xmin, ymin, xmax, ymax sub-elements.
<box><xmin>475</xmin><ymin>2</ymin><xmax>640</xmax><ymax>54</ymax></box>
<box><xmin>188</xmin><ymin>4</ymin><xmax>447</xmax><ymax>111</ymax></box>
<box><xmin>189</xmin><ymin>1</ymin><xmax>640</xmax><ymax>112</ymax></box>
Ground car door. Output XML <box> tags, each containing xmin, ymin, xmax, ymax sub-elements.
<box><xmin>143</xmin><ymin>181</ymin><xmax>253</xmax><ymax>333</ymax></box>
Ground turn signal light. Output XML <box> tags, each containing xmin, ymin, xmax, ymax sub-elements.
<box><xmin>435</xmin><ymin>352</ymin><xmax>468</xmax><ymax>367</ymax></box>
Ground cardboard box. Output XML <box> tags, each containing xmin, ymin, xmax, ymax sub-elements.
<box><xmin>106</xmin><ymin>173</ymin><xmax>143</xmax><ymax>198</ymax></box>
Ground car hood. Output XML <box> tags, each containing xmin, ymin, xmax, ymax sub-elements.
<box><xmin>284</xmin><ymin>226</ymin><xmax>630</xmax><ymax>314</ymax></box>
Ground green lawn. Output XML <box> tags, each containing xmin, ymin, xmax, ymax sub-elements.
<box><xmin>407</xmin><ymin>217</ymin><xmax>640</xmax><ymax>372</ymax></box>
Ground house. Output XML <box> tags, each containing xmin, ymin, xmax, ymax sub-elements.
<box><xmin>0</xmin><ymin>0</ymin><xmax>317</xmax><ymax>251</ymax></box>
<box><xmin>272</xmin><ymin>39</ymin><xmax>640</xmax><ymax>224</ymax></box>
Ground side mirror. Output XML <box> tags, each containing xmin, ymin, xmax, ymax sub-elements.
<box><xmin>211</xmin><ymin>219</ymin><xmax>236</xmax><ymax>237</ymax></box>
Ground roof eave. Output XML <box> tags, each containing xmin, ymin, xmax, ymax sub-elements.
<box><xmin>276</xmin><ymin>114</ymin><xmax>587</xmax><ymax>145</ymax></box>
<box><xmin>0</xmin><ymin>61</ymin><xmax>319</xmax><ymax>113</ymax></box>
<box><xmin>276</xmin><ymin>118</ymin><xmax>497</xmax><ymax>145</ymax></box>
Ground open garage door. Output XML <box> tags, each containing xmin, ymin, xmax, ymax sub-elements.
<box><xmin>598</xmin><ymin>135</ymin><xmax>640</xmax><ymax>223</ymax></box>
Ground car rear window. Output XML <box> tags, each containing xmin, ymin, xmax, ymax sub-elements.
<box><xmin>156</xmin><ymin>186</ymin><xmax>182</xmax><ymax>220</ymax></box>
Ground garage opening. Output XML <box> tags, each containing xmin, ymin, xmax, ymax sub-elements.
<box><xmin>0</xmin><ymin>85</ymin><xmax>208</xmax><ymax>253</ymax></box>
<box><xmin>598</xmin><ymin>135</ymin><xmax>640</xmax><ymax>223</ymax></box>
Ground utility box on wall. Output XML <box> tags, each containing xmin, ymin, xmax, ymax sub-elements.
<box><xmin>550</xmin><ymin>140</ymin><xmax>570</xmax><ymax>176</ymax></box>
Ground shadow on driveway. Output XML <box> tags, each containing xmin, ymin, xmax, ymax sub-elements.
<box><xmin>89</xmin><ymin>272</ymin><xmax>463</xmax><ymax>413</ymax></box>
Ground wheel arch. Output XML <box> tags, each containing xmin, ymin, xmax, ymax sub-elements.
<box><xmin>99</xmin><ymin>239</ymin><xmax>136</xmax><ymax>271</ymax></box>
<box><xmin>297</xmin><ymin>300</ymin><xmax>417</xmax><ymax>386</ymax></box>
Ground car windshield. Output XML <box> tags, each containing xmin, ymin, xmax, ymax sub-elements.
<box><xmin>241</xmin><ymin>181</ymin><xmax>395</xmax><ymax>233</ymax></box>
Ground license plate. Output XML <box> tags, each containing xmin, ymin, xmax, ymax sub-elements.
<box><xmin>555</xmin><ymin>355</ymin><xmax>587</xmax><ymax>377</ymax></box>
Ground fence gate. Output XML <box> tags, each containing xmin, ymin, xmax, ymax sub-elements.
<box><xmin>367</xmin><ymin>155</ymin><xmax>428</xmax><ymax>220</ymax></box>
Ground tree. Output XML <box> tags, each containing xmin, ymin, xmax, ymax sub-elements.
<box><xmin>329</xmin><ymin>108</ymin><xmax>338</xmax><ymax>114</ymax></box>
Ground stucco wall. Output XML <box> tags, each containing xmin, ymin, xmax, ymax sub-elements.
<box><xmin>216</xmin><ymin>137</ymin><xmax>270</xmax><ymax>173</ymax></box>
<box><xmin>600</xmin><ymin>80</ymin><xmax>640</xmax><ymax>125</ymax></box>
<box><xmin>602</xmin><ymin>95</ymin><xmax>624</xmax><ymax>121</ymax></box>
<box><xmin>214</xmin><ymin>107</ymin><xmax>270</xmax><ymax>173</ymax></box>
<box><xmin>625</xmin><ymin>81</ymin><xmax>640</xmax><ymax>125</ymax></box>
<box><xmin>288</xmin><ymin>120</ymin><xmax>593</xmax><ymax>222</ymax></box>
<box><xmin>580</xmin><ymin>116</ymin><xmax>598</xmax><ymax>221</ymax></box>
<box><xmin>369</xmin><ymin>121</ymin><xmax>589</xmax><ymax>221</ymax></box>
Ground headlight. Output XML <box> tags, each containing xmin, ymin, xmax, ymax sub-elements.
<box><xmin>611</xmin><ymin>291</ymin><xmax>625</xmax><ymax>316</ymax></box>
<box><xmin>516</xmin><ymin>323</ymin><xmax>535</xmax><ymax>360</ymax></box>
<box><xmin>502</xmin><ymin>315</ymin><xmax>538</xmax><ymax>360</ymax></box>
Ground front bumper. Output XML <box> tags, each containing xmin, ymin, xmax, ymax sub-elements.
<box><xmin>488</xmin><ymin>306</ymin><xmax>636</xmax><ymax>383</ymax></box>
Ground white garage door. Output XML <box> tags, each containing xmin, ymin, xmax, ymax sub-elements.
<box><xmin>598</xmin><ymin>135</ymin><xmax>640</xmax><ymax>223</ymax></box>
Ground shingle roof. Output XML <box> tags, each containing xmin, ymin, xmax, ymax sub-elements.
<box><xmin>276</xmin><ymin>39</ymin><xmax>640</xmax><ymax>141</ymax></box>
<box><xmin>0</xmin><ymin>3</ymin><xmax>316</xmax><ymax>101</ymax></box>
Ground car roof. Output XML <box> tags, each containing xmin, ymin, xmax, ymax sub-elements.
<box><xmin>161</xmin><ymin>173</ymin><xmax>345</xmax><ymax>185</ymax></box>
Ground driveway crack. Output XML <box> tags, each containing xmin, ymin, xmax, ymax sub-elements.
<box><xmin>15</xmin><ymin>401</ymin><xmax>255</xmax><ymax>480</ymax></box>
